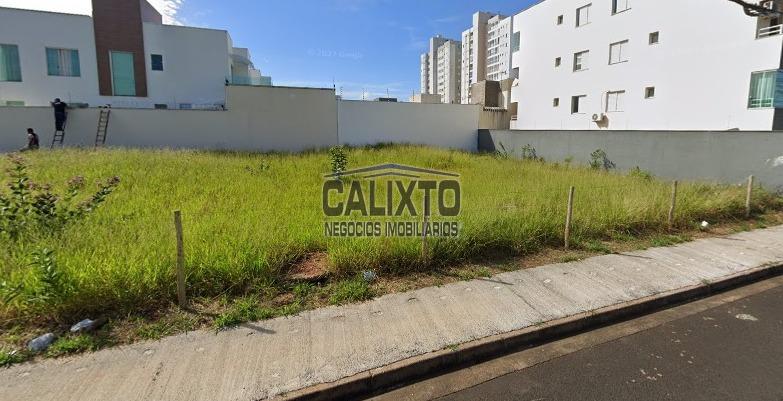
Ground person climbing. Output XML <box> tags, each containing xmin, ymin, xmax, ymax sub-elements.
<box><xmin>51</xmin><ymin>98</ymin><xmax>68</xmax><ymax>131</ymax></box>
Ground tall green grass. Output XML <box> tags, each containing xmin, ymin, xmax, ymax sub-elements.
<box><xmin>0</xmin><ymin>146</ymin><xmax>778</xmax><ymax>322</ymax></box>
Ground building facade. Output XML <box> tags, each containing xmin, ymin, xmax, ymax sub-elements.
<box><xmin>420</xmin><ymin>35</ymin><xmax>462</xmax><ymax>104</ymax></box>
<box><xmin>0</xmin><ymin>0</ymin><xmax>270</xmax><ymax>109</ymax></box>
<box><xmin>436</xmin><ymin>40</ymin><xmax>462</xmax><ymax>104</ymax></box>
<box><xmin>509</xmin><ymin>0</ymin><xmax>783</xmax><ymax>130</ymax></box>
<box><xmin>461</xmin><ymin>12</ymin><xmax>516</xmax><ymax>104</ymax></box>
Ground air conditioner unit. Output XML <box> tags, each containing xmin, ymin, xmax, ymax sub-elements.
<box><xmin>591</xmin><ymin>113</ymin><xmax>605</xmax><ymax>122</ymax></box>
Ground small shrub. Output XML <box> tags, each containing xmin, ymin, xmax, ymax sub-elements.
<box><xmin>589</xmin><ymin>149</ymin><xmax>616</xmax><ymax>171</ymax></box>
<box><xmin>521</xmin><ymin>144</ymin><xmax>541</xmax><ymax>161</ymax></box>
<box><xmin>329</xmin><ymin>146</ymin><xmax>348</xmax><ymax>176</ymax></box>
<box><xmin>494</xmin><ymin>143</ymin><xmax>513</xmax><ymax>160</ymax></box>
<box><xmin>0</xmin><ymin>348</ymin><xmax>29</xmax><ymax>367</ymax></box>
<box><xmin>329</xmin><ymin>277</ymin><xmax>372</xmax><ymax>305</ymax></box>
<box><xmin>46</xmin><ymin>335</ymin><xmax>98</xmax><ymax>358</ymax></box>
<box><xmin>214</xmin><ymin>296</ymin><xmax>274</xmax><ymax>330</ymax></box>
<box><xmin>0</xmin><ymin>154</ymin><xmax>120</xmax><ymax>240</ymax></box>
<box><xmin>628</xmin><ymin>166</ymin><xmax>653</xmax><ymax>180</ymax></box>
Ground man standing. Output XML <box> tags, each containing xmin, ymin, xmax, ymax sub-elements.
<box><xmin>21</xmin><ymin>128</ymin><xmax>40</xmax><ymax>152</ymax></box>
<box><xmin>51</xmin><ymin>98</ymin><xmax>68</xmax><ymax>131</ymax></box>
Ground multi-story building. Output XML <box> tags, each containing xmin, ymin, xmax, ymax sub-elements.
<box><xmin>510</xmin><ymin>0</ymin><xmax>783</xmax><ymax>130</ymax></box>
<box><xmin>420</xmin><ymin>36</ymin><xmax>448</xmax><ymax>96</ymax></box>
<box><xmin>461</xmin><ymin>12</ymin><xmax>517</xmax><ymax>104</ymax></box>
<box><xmin>0</xmin><ymin>0</ymin><xmax>271</xmax><ymax>109</ymax></box>
<box><xmin>420</xmin><ymin>35</ymin><xmax>462</xmax><ymax>104</ymax></box>
<box><xmin>436</xmin><ymin>39</ymin><xmax>462</xmax><ymax>104</ymax></box>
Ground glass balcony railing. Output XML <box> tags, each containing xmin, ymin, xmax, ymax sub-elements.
<box><xmin>228</xmin><ymin>76</ymin><xmax>273</xmax><ymax>86</ymax></box>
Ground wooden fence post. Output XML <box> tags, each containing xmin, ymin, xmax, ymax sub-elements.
<box><xmin>564</xmin><ymin>186</ymin><xmax>575</xmax><ymax>250</ymax></box>
<box><xmin>745</xmin><ymin>175</ymin><xmax>754</xmax><ymax>218</ymax></box>
<box><xmin>668</xmin><ymin>180</ymin><xmax>678</xmax><ymax>229</ymax></box>
<box><xmin>422</xmin><ymin>212</ymin><xmax>429</xmax><ymax>260</ymax></box>
<box><xmin>421</xmin><ymin>196</ymin><xmax>430</xmax><ymax>262</ymax></box>
<box><xmin>173</xmin><ymin>210</ymin><xmax>187</xmax><ymax>308</ymax></box>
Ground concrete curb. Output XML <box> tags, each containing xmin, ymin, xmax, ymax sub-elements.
<box><xmin>277</xmin><ymin>261</ymin><xmax>783</xmax><ymax>401</ymax></box>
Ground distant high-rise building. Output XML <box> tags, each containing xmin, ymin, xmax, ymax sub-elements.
<box><xmin>461</xmin><ymin>12</ymin><xmax>515</xmax><ymax>104</ymax></box>
<box><xmin>420</xmin><ymin>35</ymin><xmax>462</xmax><ymax>104</ymax></box>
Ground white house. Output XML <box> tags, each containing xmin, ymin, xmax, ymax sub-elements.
<box><xmin>510</xmin><ymin>0</ymin><xmax>783</xmax><ymax>131</ymax></box>
<box><xmin>0</xmin><ymin>0</ymin><xmax>271</xmax><ymax>109</ymax></box>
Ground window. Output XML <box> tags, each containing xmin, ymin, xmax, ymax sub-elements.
<box><xmin>179</xmin><ymin>103</ymin><xmax>193</xmax><ymax>110</ymax></box>
<box><xmin>511</xmin><ymin>32</ymin><xmax>520</xmax><ymax>52</ymax></box>
<box><xmin>645</xmin><ymin>86</ymin><xmax>656</xmax><ymax>99</ymax></box>
<box><xmin>154</xmin><ymin>103</ymin><xmax>168</xmax><ymax>109</ymax></box>
<box><xmin>151</xmin><ymin>54</ymin><xmax>164</xmax><ymax>71</ymax></box>
<box><xmin>573</xmin><ymin>50</ymin><xmax>589</xmax><ymax>71</ymax></box>
<box><xmin>748</xmin><ymin>70</ymin><xmax>778</xmax><ymax>108</ymax></box>
<box><xmin>555</xmin><ymin>57</ymin><xmax>562</xmax><ymax>67</ymax></box>
<box><xmin>110</xmin><ymin>51</ymin><xmax>136</xmax><ymax>96</ymax></box>
<box><xmin>1</xmin><ymin>100</ymin><xmax>25</xmax><ymax>106</ymax></box>
<box><xmin>0</xmin><ymin>44</ymin><xmax>22</xmax><ymax>82</ymax></box>
<box><xmin>649</xmin><ymin>31</ymin><xmax>660</xmax><ymax>45</ymax></box>
<box><xmin>576</xmin><ymin>4</ymin><xmax>591</xmax><ymax>27</ymax></box>
<box><xmin>609</xmin><ymin>40</ymin><xmax>629</xmax><ymax>64</ymax></box>
<box><xmin>606</xmin><ymin>90</ymin><xmax>625</xmax><ymax>112</ymax></box>
<box><xmin>553</xmin><ymin>98</ymin><xmax>560</xmax><ymax>107</ymax></box>
<box><xmin>46</xmin><ymin>48</ymin><xmax>80</xmax><ymax>77</ymax></box>
<box><xmin>612</xmin><ymin>0</ymin><xmax>631</xmax><ymax>14</ymax></box>
<box><xmin>557</xmin><ymin>15</ymin><xmax>564</xmax><ymax>25</ymax></box>
<box><xmin>571</xmin><ymin>95</ymin><xmax>586</xmax><ymax>114</ymax></box>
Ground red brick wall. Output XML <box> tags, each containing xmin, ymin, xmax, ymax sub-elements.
<box><xmin>92</xmin><ymin>0</ymin><xmax>148</xmax><ymax>97</ymax></box>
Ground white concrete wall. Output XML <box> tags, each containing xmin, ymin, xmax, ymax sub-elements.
<box><xmin>510</xmin><ymin>0</ymin><xmax>783</xmax><ymax>130</ymax></box>
<box><xmin>0</xmin><ymin>7</ymin><xmax>234</xmax><ymax>109</ymax></box>
<box><xmin>480</xmin><ymin>129</ymin><xmax>783</xmax><ymax>191</ymax></box>
<box><xmin>0</xmin><ymin>86</ymin><xmax>482</xmax><ymax>153</ymax></box>
<box><xmin>0</xmin><ymin>86</ymin><xmax>338</xmax><ymax>152</ymax></box>
<box><xmin>337</xmin><ymin>100</ymin><xmax>480</xmax><ymax>151</ymax></box>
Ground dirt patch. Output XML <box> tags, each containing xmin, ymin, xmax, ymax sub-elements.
<box><xmin>287</xmin><ymin>252</ymin><xmax>330</xmax><ymax>282</ymax></box>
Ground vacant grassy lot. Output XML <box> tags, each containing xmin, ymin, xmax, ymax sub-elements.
<box><xmin>0</xmin><ymin>145</ymin><xmax>779</xmax><ymax>328</ymax></box>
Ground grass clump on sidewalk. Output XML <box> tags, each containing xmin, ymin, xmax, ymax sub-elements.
<box><xmin>0</xmin><ymin>145</ymin><xmax>779</xmax><ymax>330</ymax></box>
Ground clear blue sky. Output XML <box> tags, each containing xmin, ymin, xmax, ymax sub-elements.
<box><xmin>177</xmin><ymin>0</ymin><xmax>538</xmax><ymax>99</ymax></box>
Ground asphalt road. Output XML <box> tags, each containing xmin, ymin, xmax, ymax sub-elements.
<box><xmin>437</xmin><ymin>284</ymin><xmax>783</xmax><ymax>401</ymax></box>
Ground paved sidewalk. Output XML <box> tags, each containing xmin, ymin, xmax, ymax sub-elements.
<box><xmin>2</xmin><ymin>227</ymin><xmax>783</xmax><ymax>401</ymax></box>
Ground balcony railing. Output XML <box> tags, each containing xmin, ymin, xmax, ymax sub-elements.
<box><xmin>758</xmin><ymin>24</ymin><xmax>783</xmax><ymax>38</ymax></box>
<box><xmin>749</xmin><ymin>98</ymin><xmax>774</xmax><ymax>108</ymax></box>
<box><xmin>229</xmin><ymin>76</ymin><xmax>273</xmax><ymax>87</ymax></box>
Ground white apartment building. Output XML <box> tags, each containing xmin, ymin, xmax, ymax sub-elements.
<box><xmin>0</xmin><ymin>0</ymin><xmax>270</xmax><ymax>109</ymax></box>
<box><xmin>421</xmin><ymin>36</ymin><xmax>448</xmax><ymax>96</ymax></box>
<box><xmin>436</xmin><ymin>40</ymin><xmax>462</xmax><ymax>104</ymax></box>
<box><xmin>420</xmin><ymin>36</ymin><xmax>462</xmax><ymax>104</ymax></box>
<box><xmin>461</xmin><ymin>12</ymin><xmax>517</xmax><ymax>104</ymax></box>
<box><xmin>510</xmin><ymin>0</ymin><xmax>783</xmax><ymax>131</ymax></box>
